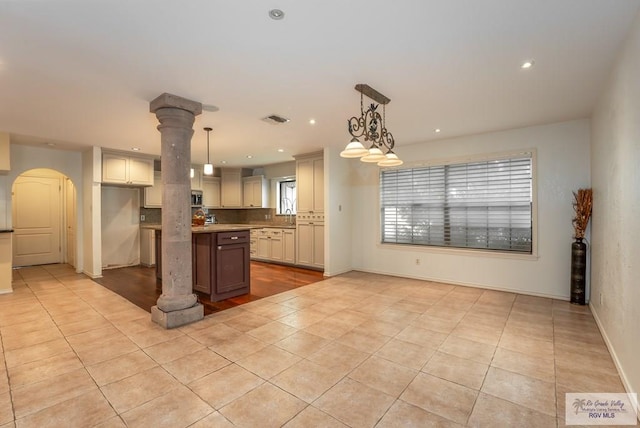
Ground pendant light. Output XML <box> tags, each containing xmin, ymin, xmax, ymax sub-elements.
<box><xmin>203</xmin><ymin>127</ymin><xmax>213</xmax><ymax>176</ymax></box>
<box><xmin>341</xmin><ymin>84</ymin><xmax>402</xmax><ymax>166</ymax></box>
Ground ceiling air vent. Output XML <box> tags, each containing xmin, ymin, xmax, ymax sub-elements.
<box><xmin>262</xmin><ymin>114</ymin><xmax>290</xmax><ymax>125</ymax></box>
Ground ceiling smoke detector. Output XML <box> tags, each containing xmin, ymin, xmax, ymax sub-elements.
<box><xmin>261</xmin><ymin>114</ymin><xmax>290</xmax><ymax>125</ymax></box>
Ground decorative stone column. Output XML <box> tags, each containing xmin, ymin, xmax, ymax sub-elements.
<box><xmin>149</xmin><ymin>93</ymin><xmax>203</xmax><ymax>328</ymax></box>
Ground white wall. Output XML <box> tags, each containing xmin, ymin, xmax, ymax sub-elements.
<box><xmin>2</xmin><ymin>144</ymin><xmax>84</xmax><ymax>272</ymax></box>
<box><xmin>350</xmin><ymin>119</ymin><xmax>590</xmax><ymax>300</ymax></box>
<box><xmin>590</xmin><ymin>9</ymin><xmax>640</xmax><ymax>404</ymax></box>
<box><xmin>0</xmin><ymin>175</ymin><xmax>9</xmax><ymax>231</ymax></box>
<box><xmin>324</xmin><ymin>146</ymin><xmax>352</xmax><ymax>276</ymax></box>
<box><xmin>82</xmin><ymin>147</ymin><xmax>102</xmax><ymax>278</ymax></box>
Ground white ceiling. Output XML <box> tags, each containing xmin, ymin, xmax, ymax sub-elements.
<box><xmin>1</xmin><ymin>1</ymin><xmax>639</xmax><ymax>167</ymax></box>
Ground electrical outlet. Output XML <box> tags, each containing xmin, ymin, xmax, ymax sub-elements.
<box><xmin>140</xmin><ymin>214</ymin><xmax>145</xmax><ymax>222</ymax></box>
<box><xmin>415</xmin><ymin>258</ymin><xmax>421</xmax><ymax>265</ymax></box>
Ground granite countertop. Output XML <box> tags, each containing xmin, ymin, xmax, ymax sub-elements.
<box><xmin>141</xmin><ymin>223</ymin><xmax>296</xmax><ymax>231</ymax></box>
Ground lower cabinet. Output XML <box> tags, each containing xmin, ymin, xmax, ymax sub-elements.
<box><xmin>257</xmin><ymin>228</ymin><xmax>282</xmax><ymax>261</ymax></box>
<box><xmin>252</xmin><ymin>228</ymin><xmax>296</xmax><ymax>265</ymax></box>
<box><xmin>140</xmin><ymin>228</ymin><xmax>156</xmax><ymax>267</ymax></box>
<box><xmin>215</xmin><ymin>238</ymin><xmax>250</xmax><ymax>297</ymax></box>
<box><xmin>249</xmin><ymin>229</ymin><xmax>258</xmax><ymax>258</ymax></box>
<box><xmin>192</xmin><ymin>231</ymin><xmax>250</xmax><ymax>301</ymax></box>
<box><xmin>156</xmin><ymin>229</ymin><xmax>250</xmax><ymax>301</ymax></box>
<box><xmin>296</xmin><ymin>222</ymin><xmax>324</xmax><ymax>269</ymax></box>
<box><xmin>283</xmin><ymin>229</ymin><xmax>295</xmax><ymax>264</ymax></box>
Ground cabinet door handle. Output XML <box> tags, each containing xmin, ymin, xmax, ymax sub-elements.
<box><xmin>230</xmin><ymin>236</ymin><xmax>238</xmax><ymax>240</ymax></box>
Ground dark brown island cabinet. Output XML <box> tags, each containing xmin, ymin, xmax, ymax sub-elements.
<box><xmin>155</xmin><ymin>228</ymin><xmax>250</xmax><ymax>301</ymax></box>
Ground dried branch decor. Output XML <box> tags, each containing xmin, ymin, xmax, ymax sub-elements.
<box><xmin>572</xmin><ymin>188</ymin><xmax>593</xmax><ymax>239</ymax></box>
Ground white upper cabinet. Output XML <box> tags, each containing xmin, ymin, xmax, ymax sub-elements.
<box><xmin>295</xmin><ymin>153</ymin><xmax>324</xmax><ymax>214</ymax></box>
<box><xmin>102</xmin><ymin>152</ymin><xmax>154</xmax><ymax>186</ymax></box>
<box><xmin>220</xmin><ymin>168</ymin><xmax>243</xmax><ymax>208</ymax></box>
<box><xmin>242</xmin><ymin>176</ymin><xmax>268</xmax><ymax>208</ymax></box>
<box><xmin>202</xmin><ymin>177</ymin><xmax>221</xmax><ymax>208</ymax></box>
<box><xmin>190</xmin><ymin>167</ymin><xmax>203</xmax><ymax>191</ymax></box>
<box><xmin>142</xmin><ymin>171</ymin><xmax>162</xmax><ymax>208</ymax></box>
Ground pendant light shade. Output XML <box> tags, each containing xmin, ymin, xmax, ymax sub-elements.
<box><xmin>377</xmin><ymin>152</ymin><xmax>403</xmax><ymax>167</ymax></box>
<box><xmin>203</xmin><ymin>127</ymin><xmax>213</xmax><ymax>176</ymax></box>
<box><xmin>340</xmin><ymin>138</ymin><xmax>368</xmax><ymax>158</ymax></box>
<box><xmin>360</xmin><ymin>147</ymin><xmax>386</xmax><ymax>163</ymax></box>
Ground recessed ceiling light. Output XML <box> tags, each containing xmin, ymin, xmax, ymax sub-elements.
<box><xmin>269</xmin><ymin>9</ymin><xmax>285</xmax><ymax>20</ymax></box>
<box><xmin>46</xmin><ymin>142</ymin><xmax>56</xmax><ymax>147</ymax></box>
<box><xmin>434</xmin><ymin>128</ymin><xmax>441</xmax><ymax>133</ymax></box>
<box><xmin>247</xmin><ymin>155</ymin><xmax>253</xmax><ymax>159</ymax></box>
<box><xmin>221</xmin><ymin>160</ymin><xmax>227</xmax><ymax>164</ymax></box>
<box><xmin>521</xmin><ymin>60</ymin><xmax>534</xmax><ymax>69</ymax></box>
<box><xmin>131</xmin><ymin>147</ymin><xmax>141</xmax><ymax>151</ymax></box>
<box><xmin>277</xmin><ymin>148</ymin><xmax>284</xmax><ymax>153</ymax></box>
<box><xmin>309</xmin><ymin>119</ymin><xmax>316</xmax><ymax>125</ymax></box>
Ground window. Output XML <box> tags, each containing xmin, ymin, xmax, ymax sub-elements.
<box><xmin>277</xmin><ymin>178</ymin><xmax>297</xmax><ymax>215</ymax></box>
<box><xmin>380</xmin><ymin>154</ymin><xmax>533</xmax><ymax>253</ymax></box>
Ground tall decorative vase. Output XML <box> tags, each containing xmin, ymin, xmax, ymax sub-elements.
<box><xmin>570</xmin><ymin>238</ymin><xmax>587</xmax><ymax>305</ymax></box>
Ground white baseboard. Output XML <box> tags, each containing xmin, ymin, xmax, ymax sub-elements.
<box><xmin>82</xmin><ymin>270</ymin><xmax>103</xmax><ymax>279</ymax></box>
<box><xmin>351</xmin><ymin>267</ymin><xmax>570</xmax><ymax>301</ymax></box>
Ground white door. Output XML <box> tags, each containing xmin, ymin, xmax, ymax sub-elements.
<box><xmin>12</xmin><ymin>172</ymin><xmax>63</xmax><ymax>266</ymax></box>
<box><xmin>65</xmin><ymin>178</ymin><xmax>76</xmax><ymax>267</ymax></box>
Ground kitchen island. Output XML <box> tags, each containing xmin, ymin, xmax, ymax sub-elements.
<box><xmin>148</xmin><ymin>224</ymin><xmax>252</xmax><ymax>302</ymax></box>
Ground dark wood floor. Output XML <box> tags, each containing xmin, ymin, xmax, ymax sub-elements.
<box><xmin>94</xmin><ymin>261</ymin><xmax>325</xmax><ymax>315</ymax></box>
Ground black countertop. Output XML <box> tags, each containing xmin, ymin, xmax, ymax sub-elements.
<box><xmin>0</xmin><ymin>229</ymin><xmax>14</xmax><ymax>233</ymax></box>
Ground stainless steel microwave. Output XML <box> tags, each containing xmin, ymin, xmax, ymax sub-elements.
<box><xmin>191</xmin><ymin>190</ymin><xmax>203</xmax><ymax>207</ymax></box>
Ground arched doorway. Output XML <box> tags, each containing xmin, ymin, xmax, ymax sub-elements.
<box><xmin>11</xmin><ymin>168</ymin><xmax>77</xmax><ymax>267</ymax></box>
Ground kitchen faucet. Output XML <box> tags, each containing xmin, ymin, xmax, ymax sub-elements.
<box><xmin>285</xmin><ymin>209</ymin><xmax>294</xmax><ymax>225</ymax></box>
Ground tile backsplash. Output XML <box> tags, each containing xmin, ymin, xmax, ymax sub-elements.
<box><xmin>140</xmin><ymin>208</ymin><xmax>161</xmax><ymax>224</ymax></box>
<box><xmin>139</xmin><ymin>207</ymin><xmax>295</xmax><ymax>227</ymax></box>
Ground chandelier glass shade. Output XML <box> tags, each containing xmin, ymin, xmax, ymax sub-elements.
<box><xmin>340</xmin><ymin>84</ymin><xmax>403</xmax><ymax>166</ymax></box>
<box><xmin>203</xmin><ymin>127</ymin><xmax>213</xmax><ymax>176</ymax></box>
<box><xmin>340</xmin><ymin>137</ymin><xmax>368</xmax><ymax>158</ymax></box>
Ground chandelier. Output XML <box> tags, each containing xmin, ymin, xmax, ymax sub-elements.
<box><xmin>340</xmin><ymin>84</ymin><xmax>403</xmax><ymax>166</ymax></box>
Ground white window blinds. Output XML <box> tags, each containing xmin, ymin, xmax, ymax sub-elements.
<box><xmin>380</xmin><ymin>155</ymin><xmax>532</xmax><ymax>253</ymax></box>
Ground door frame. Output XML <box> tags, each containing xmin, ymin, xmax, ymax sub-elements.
<box><xmin>11</xmin><ymin>168</ymin><xmax>78</xmax><ymax>268</ymax></box>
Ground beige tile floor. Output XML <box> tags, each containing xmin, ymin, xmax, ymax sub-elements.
<box><xmin>0</xmin><ymin>264</ymin><xmax>632</xmax><ymax>428</ymax></box>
